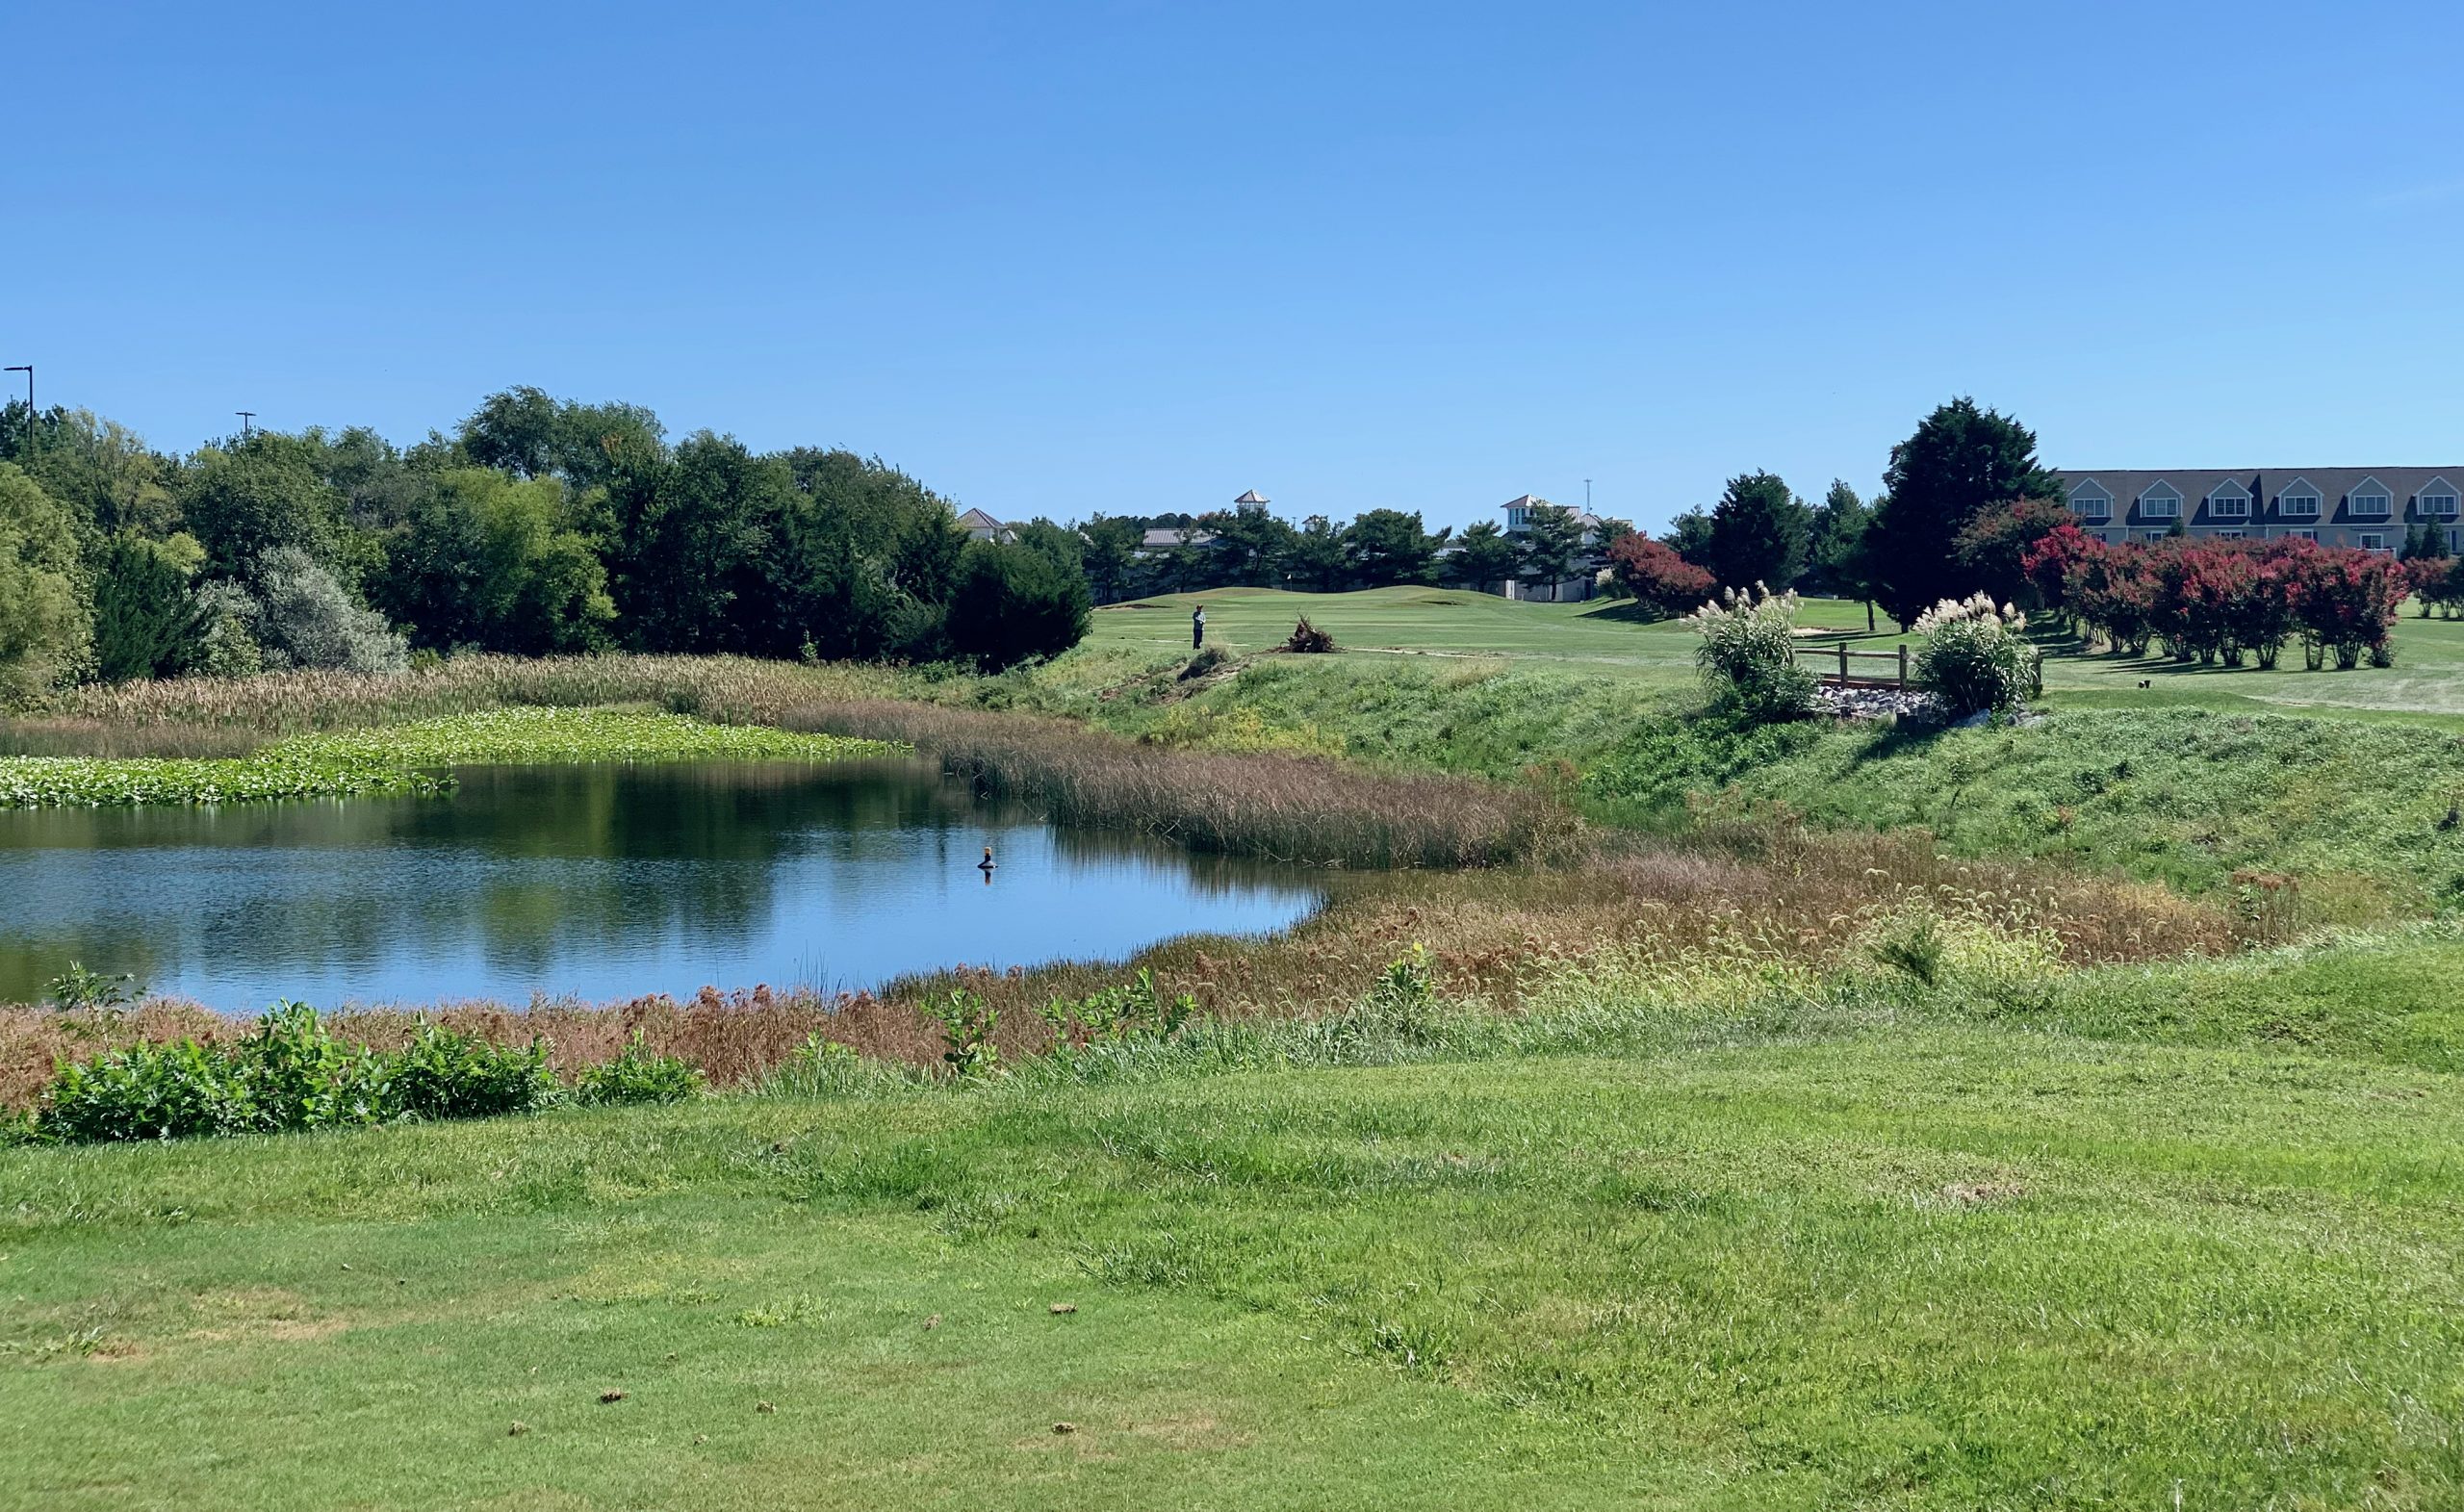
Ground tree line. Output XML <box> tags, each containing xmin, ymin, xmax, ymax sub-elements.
<box><xmin>1604</xmin><ymin>397</ymin><xmax>2416</xmax><ymax>678</ymax></box>
<box><xmin>1606</xmin><ymin>397</ymin><xmax>2071</xmax><ymax>628</ymax></box>
<box><xmin>0</xmin><ymin>387</ymin><xmax>1092</xmax><ymax>704</ymax></box>
<box><xmin>1074</xmin><ymin>500</ymin><xmax>1626</xmax><ymax>602</ymax></box>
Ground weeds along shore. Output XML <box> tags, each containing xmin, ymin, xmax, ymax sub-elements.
<box><xmin>0</xmin><ymin>814</ymin><xmax>2243</xmax><ymax>1116</ymax></box>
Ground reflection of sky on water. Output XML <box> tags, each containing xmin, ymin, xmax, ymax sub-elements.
<box><xmin>0</xmin><ymin>760</ymin><xmax>1326</xmax><ymax>1010</ymax></box>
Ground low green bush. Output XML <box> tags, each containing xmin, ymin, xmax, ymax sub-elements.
<box><xmin>930</xmin><ymin>988</ymin><xmax>1004</xmax><ymax>1080</ymax></box>
<box><xmin>1038</xmin><ymin>969</ymin><xmax>1195</xmax><ymax>1050</ymax></box>
<box><xmin>45</xmin><ymin>961</ymin><xmax>137</xmax><ymax>1012</ymax></box>
<box><xmin>575</xmin><ymin>1033</ymin><xmax>704</xmax><ymax>1106</ymax></box>
<box><xmin>42</xmin><ymin>1038</ymin><xmax>261</xmax><ymax>1143</ymax></box>
<box><xmin>31</xmin><ymin>1005</ymin><xmax>563</xmax><ymax>1143</ymax></box>
<box><xmin>235</xmin><ymin>1002</ymin><xmax>396</xmax><ymax>1129</ymax></box>
<box><xmin>389</xmin><ymin>1024</ymin><xmax>558</xmax><ymax>1121</ymax></box>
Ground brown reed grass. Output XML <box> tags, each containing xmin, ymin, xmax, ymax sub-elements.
<box><xmin>0</xmin><ymin>717</ymin><xmax>270</xmax><ymax>758</ymax></box>
<box><xmin>782</xmin><ymin>700</ymin><xmax>1571</xmax><ymax>867</ymax></box>
<box><xmin>46</xmin><ymin>654</ymin><xmax>909</xmax><ymax>735</ymax></box>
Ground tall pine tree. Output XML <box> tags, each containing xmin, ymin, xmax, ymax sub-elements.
<box><xmin>1702</xmin><ymin>472</ymin><xmax>1809</xmax><ymax>590</ymax></box>
<box><xmin>1865</xmin><ymin>398</ymin><xmax>2060</xmax><ymax>627</ymax></box>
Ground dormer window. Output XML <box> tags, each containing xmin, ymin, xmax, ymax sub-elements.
<box><xmin>2206</xmin><ymin>482</ymin><xmax>2250</xmax><ymax>518</ymax></box>
<box><xmin>2068</xmin><ymin>481</ymin><xmax>2112</xmax><ymax>521</ymax></box>
<box><xmin>2420</xmin><ymin>477</ymin><xmax>2459</xmax><ymax>517</ymax></box>
<box><xmin>2349</xmin><ymin>478</ymin><xmax>2393</xmax><ymax>517</ymax></box>
<box><xmin>2277</xmin><ymin>481</ymin><xmax>2322</xmax><ymax>518</ymax></box>
<box><xmin>2138</xmin><ymin>483</ymin><xmax>2181</xmax><ymax>519</ymax></box>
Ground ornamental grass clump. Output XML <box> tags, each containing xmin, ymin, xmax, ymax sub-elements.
<box><xmin>1686</xmin><ymin>584</ymin><xmax>1816</xmax><ymax>723</ymax></box>
<box><xmin>1912</xmin><ymin>594</ymin><xmax>2040</xmax><ymax>719</ymax></box>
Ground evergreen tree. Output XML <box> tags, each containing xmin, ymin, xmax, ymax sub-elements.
<box><xmin>1447</xmin><ymin>520</ymin><xmax>1521</xmax><ymax>590</ymax></box>
<box><xmin>1662</xmin><ymin>507</ymin><xmax>1714</xmax><ymax>566</ymax></box>
<box><xmin>1284</xmin><ymin>516</ymin><xmax>1350</xmax><ymax>591</ymax></box>
<box><xmin>1865</xmin><ymin>397</ymin><xmax>2061</xmax><ymax>627</ymax></box>
<box><xmin>1514</xmin><ymin>504</ymin><xmax>1587</xmax><ymax>600</ymax></box>
<box><xmin>1702</xmin><ymin>472</ymin><xmax>1810</xmax><ymax>590</ymax></box>
<box><xmin>91</xmin><ymin>534</ymin><xmax>213</xmax><ymax>681</ymax></box>
<box><xmin>1347</xmin><ymin>508</ymin><xmax>1448</xmax><ymax>586</ymax></box>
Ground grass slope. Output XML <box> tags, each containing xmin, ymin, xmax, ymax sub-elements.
<box><xmin>1012</xmin><ymin>617</ymin><xmax>2464</xmax><ymax>911</ymax></box>
<box><xmin>11</xmin><ymin>941</ymin><xmax>2464</xmax><ymax>1508</ymax></box>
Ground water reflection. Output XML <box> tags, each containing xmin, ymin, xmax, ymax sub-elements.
<box><xmin>0</xmin><ymin>760</ymin><xmax>1326</xmax><ymax>1009</ymax></box>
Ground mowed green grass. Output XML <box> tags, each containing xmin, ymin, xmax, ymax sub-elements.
<box><xmin>1091</xmin><ymin>586</ymin><xmax>2464</xmax><ymax>720</ymax></box>
<box><xmin>12</xmin><ymin>936</ymin><xmax>2464</xmax><ymax>1509</ymax></box>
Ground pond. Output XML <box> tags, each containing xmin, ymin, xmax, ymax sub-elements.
<box><xmin>0</xmin><ymin>760</ymin><xmax>1329</xmax><ymax>1011</ymax></box>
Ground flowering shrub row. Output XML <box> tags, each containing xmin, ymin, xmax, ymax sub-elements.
<box><xmin>2400</xmin><ymin>555</ymin><xmax>2464</xmax><ymax>619</ymax></box>
<box><xmin>2022</xmin><ymin>529</ymin><xmax>2403</xmax><ymax>671</ymax></box>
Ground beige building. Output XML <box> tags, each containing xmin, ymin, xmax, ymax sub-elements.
<box><xmin>2053</xmin><ymin>469</ymin><xmax>2461</xmax><ymax>553</ymax></box>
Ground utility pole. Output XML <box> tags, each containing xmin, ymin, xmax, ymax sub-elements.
<box><xmin>3</xmin><ymin>366</ymin><xmax>28</xmax><ymax>454</ymax></box>
<box><xmin>1584</xmin><ymin>478</ymin><xmax>1592</xmax><ymax>513</ymax></box>
<box><xmin>236</xmin><ymin>410</ymin><xmax>255</xmax><ymax>441</ymax></box>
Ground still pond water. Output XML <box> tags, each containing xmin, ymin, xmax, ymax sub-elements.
<box><xmin>0</xmin><ymin>760</ymin><xmax>1327</xmax><ymax>1010</ymax></box>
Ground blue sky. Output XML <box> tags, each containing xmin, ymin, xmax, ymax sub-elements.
<box><xmin>10</xmin><ymin>1</ymin><xmax>2462</xmax><ymax>533</ymax></box>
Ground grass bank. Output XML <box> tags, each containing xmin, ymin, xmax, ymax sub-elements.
<box><xmin>0</xmin><ymin>707</ymin><xmax>899</xmax><ymax>808</ymax></box>
<box><xmin>962</xmin><ymin>648</ymin><xmax>2464</xmax><ymax>918</ymax></box>
<box><xmin>9</xmin><ymin>929</ymin><xmax>2464</xmax><ymax>1507</ymax></box>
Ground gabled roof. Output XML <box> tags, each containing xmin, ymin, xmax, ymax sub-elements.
<box><xmin>1140</xmin><ymin>526</ymin><xmax>1218</xmax><ymax>549</ymax></box>
<box><xmin>955</xmin><ymin>507</ymin><xmax>1004</xmax><ymax>529</ymax></box>
<box><xmin>2067</xmin><ymin>477</ymin><xmax>2113</xmax><ymax>499</ymax></box>
<box><xmin>2205</xmin><ymin>477</ymin><xmax>2250</xmax><ymax>499</ymax></box>
<box><xmin>2051</xmin><ymin>469</ymin><xmax>2464</xmax><ymax>520</ymax></box>
<box><xmin>1502</xmin><ymin>494</ymin><xmax>1553</xmax><ymax>509</ymax></box>
<box><xmin>2138</xmin><ymin>479</ymin><xmax>2182</xmax><ymax>499</ymax></box>
<box><xmin>1232</xmin><ymin>490</ymin><xmax>1270</xmax><ymax>505</ymax></box>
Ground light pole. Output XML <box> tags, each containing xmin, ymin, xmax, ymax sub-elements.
<box><xmin>236</xmin><ymin>410</ymin><xmax>255</xmax><ymax>441</ymax></box>
<box><xmin>3</xmin><ymin>366</ymin><xmax>28</xmax><ymax>454</ymax></box>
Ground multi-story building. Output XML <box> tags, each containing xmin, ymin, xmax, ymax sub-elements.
<box><xmin>2052</xmin><ymin>469</ymin><xmax>2462</xmax><ymax>553</ymax></box>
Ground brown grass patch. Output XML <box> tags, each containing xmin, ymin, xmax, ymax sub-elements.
<box><xmin>778</xmin><ymin>701</ymin><xmax>1571</xmax><ymax>867</ymax></box>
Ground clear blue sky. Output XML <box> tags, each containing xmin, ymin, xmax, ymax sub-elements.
<box><xmin>10</xmin><ymin>1</ymin><xmax>2462</xmax><ymax>533</ymax></box>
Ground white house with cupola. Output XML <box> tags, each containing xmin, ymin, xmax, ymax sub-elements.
<box><xmin>2051</xmin><ymin>469</ymin><xmax>2462</xmax><ymax>552</ymax></box>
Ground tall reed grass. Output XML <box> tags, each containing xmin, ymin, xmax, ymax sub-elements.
<box><xmin>784</xmin><ymin>700</ymin><xmax>1570</xmax><ymax>867</ymax></box>
<box><xmin>48</xmin><ymin>655</ymin><xmax>911</xmax><ymax>734</ymax></box>
<box><xmin>0</xmin><ymin>718</ymin><xmax>269</xmax><ymax>758</ymax></box>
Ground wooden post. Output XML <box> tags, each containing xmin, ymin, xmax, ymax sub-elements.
<box><xmin>1897</xmin><ymin>643</ymin><xmax>1909</xmax><ymax>688</ymax></box>
<box><xmin>1837</xmin><ymin>641</ymin><xmax>1849</xmax><ymax>686</ymax></box>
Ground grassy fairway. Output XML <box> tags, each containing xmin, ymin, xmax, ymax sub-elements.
<box><xmin>1091</xmin><ymin>585</ymin><xmax>2464</xmax><ymax>720</ymax></box>
<box><xmin>1094</xmin><ymin>586</ymin><xmax>1876</xmax><ymax>683</ymax></box>
<box><xmin>11</xmin><ymin>952</ymin><xmax>2464</xmax><ymax>1509</ymax></box>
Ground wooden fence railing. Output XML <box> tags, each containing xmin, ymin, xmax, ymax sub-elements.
<box><xmin>1792</xmin><ymin>642</ymin><xmax>1910</xmax><ymax>688</ymax></box>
